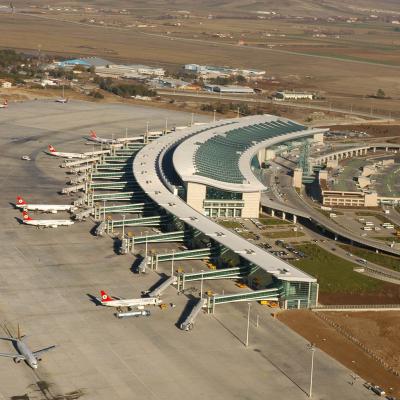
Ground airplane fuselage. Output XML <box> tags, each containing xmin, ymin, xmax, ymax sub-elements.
<box><xmin>23</xmin><ymin>219</ymin><xmax>74</xmax><ymax>228</ymax></box>
<box><xmin>101</xmin><ymin>298</ymin><xmax>161</xmax><ymax>308</ymax></box>
<box><xmin>16</xmin><ymin>204</ymin><xmax>74</xmax><ymax>213</ymax></box>
<box><xmin>16</xmin><ymin>340</ymin><xmax>38</xmax><ymax>369</ymax></box>
<box><xmin>48</xmin><ymin>151</ymin><xmax>87</xmax><ymax>159</ymax></box>
<box><xmin>87</xmin><ymin>137</ymin><xmax>115</xmax><ymax>144</ymax></box>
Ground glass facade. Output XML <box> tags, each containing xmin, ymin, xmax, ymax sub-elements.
<box><xmin>206</xmin><ymin>187</ymin><xmax>243</xmax><ymax>201</ymax></box>
<box><xmin>281</xmin><ymin>281</ymin><xmax>318</xmax><ymax>309</ymax></box>
<box><xmin>205</xmin><ymin>187</ymin><xmax>244</xmax><ymax>218</ymax></box>
<box><xmin>204</xmin><ymin>200</ymin><xmax>244</xmax><ymax>218</ymax></box>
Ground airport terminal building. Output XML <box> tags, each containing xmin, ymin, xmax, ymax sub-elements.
<box><xmin>168</xmin><ymin>115</ymin><xmax>325</xmax><ymax>218</ymax></box>
<box><xmin>131</xmin><ymin>115</ymin><xmax>326</xmax><ymax>309</ymax></box>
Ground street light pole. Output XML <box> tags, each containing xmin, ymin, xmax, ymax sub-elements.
<box><xmin>145</xmin><ymin>234</ymin><xmax>148</xmax><ymax>261</ymax></box>
<box><xmin>245</xmin><ymin>302</ymin><xmax>251</xmax><ymax>347</ymax></box>
<box><xmin>122</xmin><ymin>214</ymin><xmax>125</xmax><ymax>238</ymax></box>
<box><xmin>308</xmin><ymin>344</ymin><xmax>316</xmax><ymax>398</ymax></box>
<box><xmin>171</xmin><ymin>250</ymin><xmax>175</xmax><ymax>277</ymax></box>
<box><xmin>200</xmin><ymin>270</ymin><xmax>204</xmax><ymax>298</ymax></box>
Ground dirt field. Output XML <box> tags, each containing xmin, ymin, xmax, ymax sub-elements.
<box><xmin>1</xmin><ymin>13</ymin><xmax>400</xmax><ymax>102</ymax></box>
<box><xmin>325</xmin><ymin>123</ymin><xmax>400</xmax><ymax>138</ymax></box>
<box><xmin>278</xmin><ymin>310</ymin><xmax>400</xmax><ymax>397</ymax></box>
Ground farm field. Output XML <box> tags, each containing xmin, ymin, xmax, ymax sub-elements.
<box><xmin>0</xmin><ymin>2</ymin><xmax>400</xmax><ymax>112</ymax></box>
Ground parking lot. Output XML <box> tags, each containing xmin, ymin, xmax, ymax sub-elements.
<box><xmin>0</xmin><ymin>100</ymin><xmax>377</xmax><ymax>399</ymax></box>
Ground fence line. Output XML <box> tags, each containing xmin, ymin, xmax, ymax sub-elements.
<box><xmin>315</xmin><ymin>312</ymin><xmax>400</xmax><ymax>377</ymax></box>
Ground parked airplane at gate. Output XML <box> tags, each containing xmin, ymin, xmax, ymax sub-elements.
<box><xmin>0</xmin><ymin>100</ymin><xmax>8</xmax><ymax>109</ymax></box>
<box><xmin>22</xmin><ymin>211</ymin><xmax>74</xmax><ymax>228</ymax></box>
<box><xmin>86</xmin><ymin>130</ymin><xmax>117</xmax><ymax>144</ymax></box>
<box><xmin>16</xmin><ymin>196</ymin><xmax>76</xmax><ymax>213</ymax></box>
<box><xmin>99</xmin><ymin>290</ymin><xmax>161</xmax><ymax>310</ymax></box>
<box><xmin>86</xmin><ymin>130</ymin><xmax>143</xmax><ymax>144</ymax></box>
<box><xmin>47</xmin><ymin>145</ymin><xmax>87</xmax><ymax>159</ymax></box>
<box><xmin>0</xmin><ymin>325</ymin><xmax>56</xmax><ymax>369</ymax></box>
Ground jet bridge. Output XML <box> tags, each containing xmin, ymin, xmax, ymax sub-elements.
<box><xmin>106</xmin><ymin>215</ymin><xmax>170</xmax><ymax>233</ymax></box>
<box><xmin>89</xmin><ymin>181</ymin><xmax>138</xmax><ymax>190</ymax></box>
<box><xmin>180</xmin><ymin>298</ymin><xmax>206</xmax><ymax>331</ymax></box>
<box><xmin>121</xmin><ymin>230</ymin><xmax>190</xmax><ymax>253</ymax></box>
<box><xmin>68</xmin><ymin>164</ymin><xmax>93</xmax><ymax>174</ymax></box>
<box><xmin>68</xmin><ymin>175</ymin><xmax>87</xmax><ymax>185</ymax></box>
<box><xmin>93</xmin><ymin>202</ymin><xmax>155</xmax><ymax>220</ymax></box>
<box><xmin>91</xmin><ymin>171</ymin><xmax>133</xmax><ymax>180</ymax></box>
<box><xmin>147</xmin><ymin>276</ymin><xmax>177</xmax><ymax>298</ymax></box>
<box><xmin>103</xmin><ymin>155</ymin><xmax>134</xmax><ymax>163</ymax></box>
<box><xmin>153</xmin><ymin>247</ymin><xmax>217</xmax><ymax>269</ymax></box>
<box><xmin>61</xmin><ymin>183</ymin><xmax>85</xmax><ymax>194</ymax></box>
<box><xmin>73</xmin><ymin>207</ymin><xmax>93</xmax><ymax>221</ymax></box>
<box><xmin>96</xmin><ymin>164</ymin><xmax>130</xmax><ymax>171</ymax></box>
<box><xmin>90</xmin><ymin>191</ymin><xmax>145</xmax><ymax>203</ymax></box>
<box><xmin>61</xmin><ymin>156</ymin><xmax>102</xmax><ymax>168</ymax></box>
<box><xmin>177</xmin><ymin>265</ymin><xmax>257</xmax><ymax>291</ymax></box>
<box><xmin>206</xmin><ymin>287</ymin><xmax>281</xmax><ymax>313</ymax></box>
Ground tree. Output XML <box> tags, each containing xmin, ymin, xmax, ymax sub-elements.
<box><xmin>236</xmin><ymin>74</ymin><xmax>246</xmax><ymax>84</ymax></box>
<box><xmin>376</xmin><ymin>88</ymin><xmax>385</xmax><ymax>98</ymax></box>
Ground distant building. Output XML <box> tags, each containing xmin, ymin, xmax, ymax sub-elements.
<box><xmin>274</xmin><ymin>91</ymin><xmax>313</xmax><ymax>101</ymax></box>
<box><xmin>184</xmin><ymin>64</ymin><xmax>265</xmax><ymax>79</ymax></box>
<box><xmin>55</xmin><ymin>57</ymin><xmax>111</xmax><ymax>69</ymax></box>
<box><xmin>0</xmin><ymin>80</ymin><xmax>12</xmax><ymax>88</ymax></box>
<box><xmin>150</xmin><ymin>78</ymin><xmax>189</xmax><ymax>89</ymax></box>
<box><xmin>96</xmin><ymin>64</ymin><xmax>165</xmax><ymax>79</ymax></box>
<box><xmin>322</xmin><ymin>190</ymin><xmax>378</xmax><ymax>207</ymax></box>
<box><xmin>204</xmin><ymin>84</ymin><xmax>254</xmax><ymax>94</ymax></box>
<box><xmin>40</xmin><ymin>79</ymin><xmax>59</xmax><ymax>87</ymax></box>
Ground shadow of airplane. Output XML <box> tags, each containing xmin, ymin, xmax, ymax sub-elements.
<box><xmin>86</xmin><ymin>294</ymin><xmax>101</xmax><ymax>306</ymax></box>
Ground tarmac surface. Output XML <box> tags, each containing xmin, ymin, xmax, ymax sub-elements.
<box><xmin>0</xmin><ymin>100</ymin><xmax>377</xmax><ymax>399</ymax></box>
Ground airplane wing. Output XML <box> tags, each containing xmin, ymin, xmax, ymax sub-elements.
<box><xmin>0</xmin><ymin>352</ymin><xmax>25</xmax><ymax>360</ymax></box>
<box><xmin>33</xmin><ymin>345</ymin><xmax>56</xmax><ymax>356</ymax></box>
<box><xmin>0</xmin><ymin>337</ymin><xmax>16</xmax><ymax>341</ymax></box>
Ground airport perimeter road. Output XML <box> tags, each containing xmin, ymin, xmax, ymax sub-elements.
<box><xmin>0</xmin><ymin>101</ymin><xmax>375</xmax><ymax>399</ymax></box>
<box><xmin>157</xmin><ymin>90</ymin><xmax>392</xmax><ymax>120</ymax></box>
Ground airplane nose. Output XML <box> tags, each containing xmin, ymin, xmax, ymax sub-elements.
<box><xmin>32</xmin><ymin>364</ymin><xmax>38</xmax><ymax>369</ymax></box>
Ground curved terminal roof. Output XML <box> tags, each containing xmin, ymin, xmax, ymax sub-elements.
<box><xmin>173</xmin><ymin>115</ymin><xmax>327</xmax><ymax>192</ymax></box>
<box><xmin>133</xmin><ymin>115</ymin><xmax>318</xmax><ymax>283</ymax></box>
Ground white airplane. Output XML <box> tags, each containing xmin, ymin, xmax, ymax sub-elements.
<box><xmin>86</xmin><ymin>130</ymin><xmax>117</xmax><ymax>144</ymax></box>
<box><xmin>87</xmin><ymin>130</ymin><xmax>143</xmax><ymax>144</ymax></box>
<box><xmin>55</xmin><ymin>98</ymin><xmax>68</xmax><ymax>104</ymax></box>
<box><xmin>0</xmin><ymin>326</ymin><xmax>56</xmax><ymax>369</ymax></box>
<box><xmin>0</xmin><ymin>100</ymin><xmax>8</xmax><ymax>109</ymax></box>
<box><xmin>22</xmin><ymin>210</ymin><xmax>74</xmax><ymax>228</ymax></box>
<box><xmin>99</xmin><ymin>290</ymin><xmax>161</xmax><ymax>311</ymax></box>
<box><xmin>47</xmin><ymin>145</ymin><xmax>87</xmax><ymax>159</ymax></box>
<box><xmin>16</xmin><ymin>196</ymin><xmax>76</xmax><ymax>214</ymax></box>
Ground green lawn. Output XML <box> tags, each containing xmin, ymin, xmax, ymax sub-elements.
<box><xmin>258</xmin><ymin>216</ymin><xmax>291</xmax><ymax>226</ymax></box>
<box><xmin>292</xmin><ymin>244</ymin><xmax>383</xmax><ymax>294</ymax></box>
<box><xmin>371</xmin><ymin>235</ymin><xmax>400</xmax><ymax>243</ymax></box>
<box><xmin>239</xmin><ymin>231</ymin><xmax>258</xmax><ymax>240</ymax></box>
<box><xmin>218</xmin><ymin>220</ymin><xmax>242</xmax><ymax>229</ymax></box>
<box><xmin>262</xmin><ymin>230</ymin><xmax>305</xmax><ymax>239</ymax></box>
<box><xmin>339</xmin><ymin>244</ymin><xmax>400</xmax><ymax>273</ymax></box>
